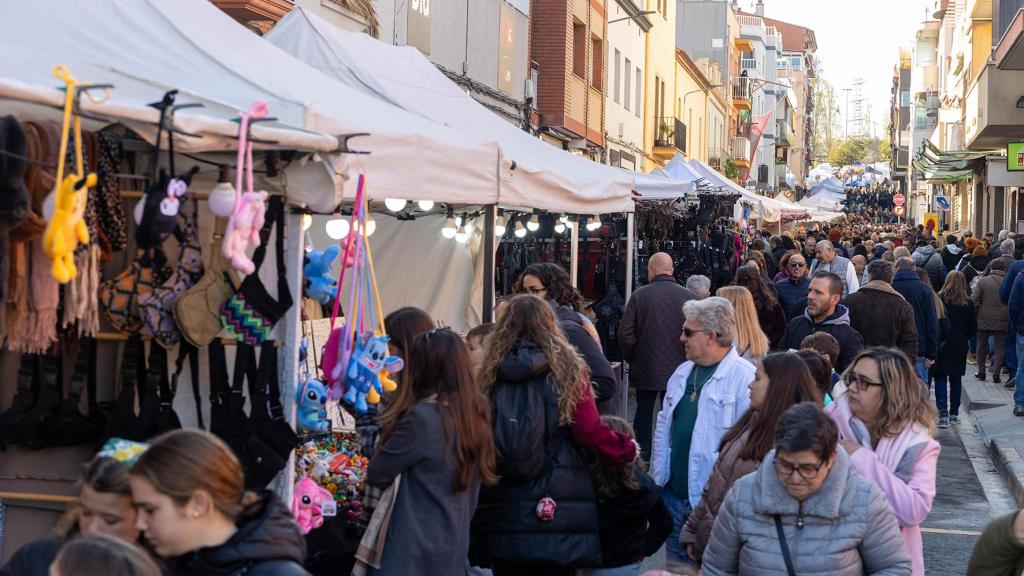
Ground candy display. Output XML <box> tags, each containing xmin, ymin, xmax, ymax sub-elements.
<box><xmin>294</xmin><ymin>433</ymin><xmax>368</xmax><ymax>528</ymax></box>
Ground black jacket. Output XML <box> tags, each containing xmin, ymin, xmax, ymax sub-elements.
<box><xmin>595</xmin><ymin>470</ymin><xmax>673</xmax><ymax>568</ymax></box>
<box><xmin>892</xmin><ymin>269</ymin><xmax>940</xmax><ymax>359</ymax></box>
<box><xmin>553</xmin><ymin>301</ymin><xmax>616</xmax><ymax>402</ymax></box>
<box><xmin>776</xmin><ymin>304</ymin><xmax>864</xmax><ymax>372</ymax></box>
<box><xmin>470</xmin><ymin>344</ymin><xmax>601</xmax><ymax>568</ymax></box>
<box><xmin>617</xmin><ymin>275</ymin><xmax>696</xmax><ymax>391</ymax></box>
<box><xmin>940</xmin><ymin>245</ymin><xmax>964</xmax><ymax>278</ymax></box>
<box><xmin>842</xmin><ymin>281</ymin><xmax>919</xmax><ymax>361</ymax></box>
<box><xmin>774</xmin><ymin>276</ymin><xmax>810</xmax><ymax>321</ymax></box>
<box><xmin>167</xmin><ymin>492</ymin><xmax>309</xmax><ymax>576</ymax></box>
<box><xmin>0</xmin><ymin>538</ymin><xmax>62</xmax><ymax>576</ymax></box>
<box><xmin>934</xmin><ymin>299</ymin><xmax>977</xmax><ymax>377</ymax></box>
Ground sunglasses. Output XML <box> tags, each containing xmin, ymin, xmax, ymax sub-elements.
<box><xmin>789</xmin><ymin>262</ymin><xmax>806</xmax><ymax>268</ymax></box>
<box><xmin>682</xmin><ymin>327</ymin><xmax>710</xmax><ymax>338</ymax></box>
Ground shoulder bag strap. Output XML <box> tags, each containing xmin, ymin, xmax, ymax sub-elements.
<box><xmin>172</xmin><ymin>342</ymin><xmax>203</xmax><ymax>429</ymax></box>
<box><xmin>246</xmin><ymin>196</ymin><xmax>277</xmax><ymax>275</ymax></box>
<box><xmin>774</xmin><ymin>515</ymin><xmax>798</xmax><ymax>576</ymax></box>
<box><xmin>247</xmin><ymin>342</ymin><xmax>272</xmax><ymax>421</ymax></box>
<box><xmin>269</xmin><ymin>196</ymin><xmax>293</xmax><ymax>309</ymax></box>
<box><xmin>208</xmin><ymin>340</ymin><xmax>229</xmax><ymax>407</ymax></box>
<box><xmin>261</xmin><ymin>340</ymin><xmax>285</xmax><ymax>421</ymax></box>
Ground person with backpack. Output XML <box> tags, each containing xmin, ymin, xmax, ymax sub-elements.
<box><xmin>470</xmin><ymin>295</ymin><xmax>636</xmax><ymax>575</ymax></box>
<box><xmin>912</xmin><ymin>239</ymin><xmax>946</xmax><ymax>292</ymax></box>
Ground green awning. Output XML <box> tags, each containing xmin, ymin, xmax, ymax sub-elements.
<box><xmin>912</xmin><ymin>139</ymin><xmax>999</xmax><ymax>183</ymax></box>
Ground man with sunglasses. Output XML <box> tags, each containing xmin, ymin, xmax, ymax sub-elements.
<box><xmin>775</xmin><ymin>253</ymin><xmax>810</xmax><ymax>321</ymax></box>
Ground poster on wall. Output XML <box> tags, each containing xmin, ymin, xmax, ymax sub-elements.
<box><xmin>408</xmin><ymin>0</ymin><xmax>431</xmax><ymax>56</ymax></box>
<box><xmin>498</xmin><ymin>3</ymin><xmax>516</xmax><ymax>96</ymax></box>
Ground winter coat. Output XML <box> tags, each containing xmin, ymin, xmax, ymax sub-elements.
<box><xmin>777</xmin><ymin>304</ymin><xmax>864</xmax><ymax>372</ymax></box>
<box><xmin>0</xmin><ymin>539</ymin><xmax>62</xmax><ymax>576</ymax></box>
<box><xmin>756</xmin><ymin>298</ymin><xmax>788</xmax><ymax>349</ymax></box>
<box><xmin>680</xmin><ymin>426</ymin><xmax>759</xmax><ymax>562</ymax></box>
<box><xmin>594</xmin><ymin>468</ymin><xmax>673</xmax><ymax>568</ymax></box>
<box><xmin>553</xmin><ymin>301</ymin><xmax>617</xmax><ymax>402</ymax></box>
<box><xmin>984</xmin><ymin>254</ymin><xmax>1016</xmax><ymax>277</ymax></box>
<box><xmin>700</xmin><ymin>448</ymin><xmax>912</xmax><ymax>576</ymax></box>
<box><xmin>892</xmin><ymin>269</ymin><xmax>939</xmax><ymax>359</ymax></box>
<box><xmin>1000</xmin><ymin>259</ymin><xmax>1024</xmax><ymax>303</ymax></box>
<box><xmin>940</xmin><ymin>244</ymin><xmax>962</xmax><ymax>274</ymax></box>
<box><xmin>967</xmin><ymin>510</ymin><xmax>1024</xmax><ymax>576</ymax></box>
<box><xmin>365</xmin><ymin>401</ymin><xmax>480</xmax><ymax>576</ymax></box>
<box><xmin>960</xmin><ymin>254</ymin><xmax>987</xmax><ymax>289</ymax></box>
<box><xmin>774</xmin><ymin>276</ymin><xmax>810</xmax><ymax>322</ymax></box>
<box><xmin>973</xmin><ymin>270</ymin><xmax>1008</xmax><ymax>332</ymax></box>
<box><xmin>843</xmin><ymin>280</ymin><xmax>919</xmax><ymax>362</ymax></box>
<box><xmin>618</xmin><ymin>275</ymin><xmax>696</xmax><ymax>391</ymax></box>
<box><xmin>167</xmin><ymin>492</ymin><xmax>309</xmax><ymax>576</ymax></box>
<box><xmin>934</xmin><ymin>298</ymin><xmax>976</xmax><ymax>377</ymax></box>
<box><xmin>912</xmin><ymin>245</ymin><xmax>946</xmax><ymax>292</ymax></box>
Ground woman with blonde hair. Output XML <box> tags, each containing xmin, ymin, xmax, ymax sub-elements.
<box><xmin>826</xmin><ymin>347</ymin><xmax>939</xmax><ymax>576</ymax></box>
<box><xmin>470</xmin><ymin>295</ymin><xmax>636</xmax><ymax>575</ymax></box>
<box><xmin>933</xmin><ymin>271</ymin><xmax>976</xmax><ymax>427</ymax></box>
<box><xmin>716</xmin><ymin>286</ymin><xmax>770</xmax><ymax>361</ymax></box>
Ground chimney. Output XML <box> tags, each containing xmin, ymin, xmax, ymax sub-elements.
<box><xmin>755</xmin><ymin>0</ymin><xmax>764</xmax><ymax>16</ymax></box>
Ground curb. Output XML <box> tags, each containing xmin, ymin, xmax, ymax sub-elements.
<box><xmin>965</xmin><ymin>385</ymin><xmax>1024</xmax><ymax>506</ymax></box>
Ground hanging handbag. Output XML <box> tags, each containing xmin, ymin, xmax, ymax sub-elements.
<box><xmin>170</xmin><ymin>341</ymin><xmax>204</xmax><ymax>429</ymax></box>
<box><xmin>174</xmin><ymin>217</ymin><xmax>239</xmax><ymax>347</ymax></box>
<box><xmin>219</xmin><ymin>195</ymin><xmax>293</xmax><ymax>346</ymax></box>
<box><xmin>140</xmin><ymin>195</ymin><xmax>204</xmax><ymax>349</ymax></box>
<box><xmin>774</xmin><ymin>515</ymin><xmax>798</xmax><ymax>576</ymax></box>
<box><xmin>237</xmin><ymin>340</ymin><xmax>298</xmax><ymax>489</ymax></box>
<box><xmin>0</xmin><ymin>355</ymin><xmax>40</xmax><ymax>448</ymax></box>
<box><xmin>50</xmin><ymin>337</ymin><xmax>105</xmax><ymax>447</ymax></box>
<box><xmin>127</xmin><ymin>344</ymin><xmax>172</xmax><ymax>441</ymax></box>
<box><xmin>103</xmin><ymin>335</ymin><xmax>146</xmax><ymax>441</ymax></box>
<box><xmin>99</xmin><ymin>247</ymin><xmax>171</xmax><ymax>334</ymax></box>
<box><xmin>21</xmin><ymin>354</ymin><xmax>63</xmax><ymax>450</ymax></box>
<box><xmin>208</xmin><ymin>339</ymin><xmax>233</xmax><ymax>440</ymax></box>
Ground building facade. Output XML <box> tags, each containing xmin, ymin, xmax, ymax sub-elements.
<box><xmin>765</xmin><ymin>16</ymin><xmax>817</xmax><ymax>189</ymax></box>
<box><xmin>888</xmin><ymin>47</ymin><xmax>912</xmax><ymax>195</ymax></box>
<box><xmin>641</xmin><ymin>0</ymin><xmax>677</xmax><ymax>170</ymax></box>
<box><xmin>605</xmin><ymin>0</ymin><xmax>651</xmax><ymax>170</ymax></box>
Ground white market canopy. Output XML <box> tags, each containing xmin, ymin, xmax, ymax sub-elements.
<box><xmin>267</xmin><ymin>8</ymin><xmax>679</xmax><ymax>213</ymax></box>
<box><xmin>0</xmin><ymin>0</ymin><xmax>508</xmax><ymax>212</ymax></box>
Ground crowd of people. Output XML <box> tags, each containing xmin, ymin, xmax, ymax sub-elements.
<box><xmin>8</xmin><ymin>222</ymin><xmax>1024</xmax><ymax>576</ymax></box>
<box><xmin>842</xmin><ymin>185</ymin><xmax>898</xmax><ymax>225</ymax></box>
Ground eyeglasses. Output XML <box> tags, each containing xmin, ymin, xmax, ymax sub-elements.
<box><xmin>846</xmin><ymin>372</ymin><xmax>884</xmax><ymax>391</ymax></box>
<box><xmin>774</xmin><ymin>455</ymin><xmax>826</xmax><ymax>480</ymax></box>
<box><xmin>682</xmin><ymin>327</ymin><xmax>710</xmax><ymax>338</ymax></box>
<box><xmin>789</xmin><ymin>262</ymin><xmax>806</xmax><ymax>268</ymax></box>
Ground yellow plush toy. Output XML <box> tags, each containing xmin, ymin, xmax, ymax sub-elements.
<box><xmin>42</xmin><ymin>65</ymin><xmax>95</xmax><ymax>284</ymax></box>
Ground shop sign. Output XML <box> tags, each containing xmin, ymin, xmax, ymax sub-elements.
<box><xmin>1008</xmin><ymin>142</ymin><xmax>1024</xmax><ymax>171</ymax></box>
<box><xmin>498</xmin><ymin>3</ymin><xmax>516</xmax><ymax>96</ymax></box>
<box><xmin>408</xmin><ymin>0</ymin><xmax>431</xmax><ymax>56</ymax></box>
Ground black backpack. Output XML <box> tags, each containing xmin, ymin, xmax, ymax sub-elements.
<box><xmin>490</xmin><ymin>370</ymin><xmax>550</xmax><ymax>483</ymax></box>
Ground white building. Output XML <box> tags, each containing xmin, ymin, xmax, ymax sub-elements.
<box><xmin>605</xmin><ymin>0</ymin><xmax>651</xmax><ymax>170</ymax></box>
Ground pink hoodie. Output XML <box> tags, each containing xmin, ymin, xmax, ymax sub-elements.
<box><xmin>826</xmin><ymin>398</ymin><xmax>940</xmax><ymax>576</ymax></box>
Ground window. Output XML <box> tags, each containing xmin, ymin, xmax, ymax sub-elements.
<box><xmin>613</xmin><ymin>49</ymin><xmax>621</xmax><ymax>103</ymax></box>
<box><xmin>591</xmin><ymin>35</ymin><xmax>603</xmax><ymax>90</ymax></box>
<box><xmin>901</xmin><ymin>90</ymin><xmax>911</xmax><ymax>107</ymax></box>
<box><xmin>635</xmin><ymin>67</ymin><xmax>642</xmax><ymax>117</ymax></box>
<box><xmin>624</xmin><ymin>58</ymin><xmax>632</xmax><ymax>110</ymax></box>
<box><xmin>654</xmin><ymin>75</ymin><xmax>662</xmax><ymax>121</ymax></box>
<box><xmin>572</xmin><ymin>20</ymin><xmax>586</xmax><ymax>78</ymax></box>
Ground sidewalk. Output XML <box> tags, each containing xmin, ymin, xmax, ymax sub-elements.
<box><xmin>962</xmin><ymin>371</ymin><xmax>1024</xmax><ymax>506</ymax></box>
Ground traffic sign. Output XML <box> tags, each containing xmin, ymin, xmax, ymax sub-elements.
<box><xmin>893</xmin><ymin>193</ymin><xmax>906</xmax><ymax>206</ymax></box>
<box><xmin>935</xmin><ymin>195</ymin><xmax>950</xmax><ymax>210</ymax></box>
<box><xmin>894</xmin><ymin>205</ymin><xmax>905</xmax><ymax>216</ymax></box>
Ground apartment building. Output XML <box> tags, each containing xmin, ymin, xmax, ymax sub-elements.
<box><xmin>765</xmin><ymin>16</ymin><xmax>817</xmax><ymax>189</ymax></box>
<box><xmin>889</xmin><ymin>47</ymin><xmax>912</xmax><ymax>195</ymax></box>
<box><xmin>641</xmin><ymin>0</ymin><xmax>677</xmax><ymax>170</ymax></box>
<box><xmin>606</xmin><ymin>0</ymin><xmax>652</xmax><ymax>170</ymax></box>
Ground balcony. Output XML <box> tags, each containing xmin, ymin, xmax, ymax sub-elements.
<box><xmin>707</xmin><ymin>148</ymin><xmax>727</xmax><ymax>170</ymax></box>
<box><xmin>735</xmin><ymin>36</ymin><xmax>754</xmax><ymax>52</ymax></box>
<box><xmin>741</xmin><ymin>58</ymin><xmax>759</xmax><ymax>72</ymax></box>
<box><xmin>995</xmin><ymin>6</ymin><xmax>1024</xmax><ymax>69</ymax></box>
<box><xmin>653</xmin><ymin>117</ymin><xmax>687</xmax><ymax>161</ymax></box>
<box><xmin>732</xmin><ymin>77</ymin><xmax>752</xmax><ymax>111</ymax></box>
<box><xmin>911</xmin><ymin>64</ymin><xmax>939</xmax><ymax>95</ymax></box>
<box><xmin>738</xmin><ymin>14</ymin><xmax>766</xmax><ymax>39</ymax></box>
<box><xmin>777</xmin><ymin>120</ymin><xmax>796</xmax><ymax>148</ymax></box>
<box><xmin>964</xmin><ymin>61</ymin><xmax>1024</xmax><ymax>148</ymax></box>
<box><xmin>731</xmin><ymin>136</ymin><xmax>752</xmax><ymax>169</ymax></box>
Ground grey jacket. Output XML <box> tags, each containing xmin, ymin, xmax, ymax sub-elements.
<box><xmin>701</xmin><ymin>448</ymin><xmax>912</xmax><ymax>576</ymax></box>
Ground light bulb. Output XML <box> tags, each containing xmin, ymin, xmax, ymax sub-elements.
<box><xmin>301</xmin><ymin>213</ymin><xmax>312</xmax><ymax>231</ymax></box>
<box><xmin>325</xmin><ymin>218</ymin><xmax>350</xmax><ymax>240</ymax></box>
<box><xmin>554</xmin><ymin>222</ymin><xmax>566</xmax><ymax>234</ymax></box>
<box><xmin>559</xmin><ymin>214</ymin><xmax>569</xmax><ymax>223</ymax></box>
<box><xmin>587</xmin><ymin>214</ymin><xmax>601</xmax><ymax>231</ymax></box>
<box><xmin>384</xmin><ymin>198</ymin><xmax>407</xmax><ymax>212</ymax></box>
<box><xmin>441</xmin><ymin>217</ymin><xmax>457</xmax><ymax>239</ymax></box>
<box><xmin>207</xmin><ymin>166</ymin><xmax>238</xmax><ymax>217</ymax></box>
<box><xmin>514</xmin><ymin>220</ymin><xmax>527</xmax><ymax>238</ymax></box>
<box><xmin>464</xmin><ymin>217</ymin><xmax>474</xmax><ymax>235</ymax></box>
<box><xmin>494</xmin><ymin>214</ymin><xmax>507</xmax><ymax>236</ymax></box>
<box><xmin>417</xmin><ymin>200</ymin><xmax>435</xmax><ymax>211</ymax></box>
<box><xmin>527</xmin><ymin>214</ymin><xmax>540</xmax><ymax>231</ymax></box>
<box><xmin>455</xmin><ymin>223</ymin><xmax>469</xmax><ymax>244</ymax></box>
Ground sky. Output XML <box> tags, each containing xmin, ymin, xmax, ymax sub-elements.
<box><xmin>736</xmin><ymin>0</ymin><xmax>933</xmax><ymax>139</ymax></box>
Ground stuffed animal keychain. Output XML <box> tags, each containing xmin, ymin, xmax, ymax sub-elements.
<box><xmin>295</xmin><ymin>338</ymin><xmax>330</xmax><ymax>434</ymax></box>
<box><xmin>291</xmin><ymin>477</ymin><xmax>332</xmax><ymax>535</ymax></box>
<box><xmin>303</xmin><ymin>244</ymin><xmax>339</xmax><ymax>305</ymax></box>
<box><xmin>42</xmin><ymin>66</ymin><xmax>96</xmax><ymax>284</ymax></box>
<box><xmin>223</xmin><ymin>101</ymin><xmax>269</xmax><ymax>275</ymax></box>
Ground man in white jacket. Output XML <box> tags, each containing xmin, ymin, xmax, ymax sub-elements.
<box><xmin>650</xmin><ymin>296</ymin><xmax>754</xmax><ymax>567</ymax></box>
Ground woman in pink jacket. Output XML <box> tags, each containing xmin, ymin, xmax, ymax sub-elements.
<box><xmin>825</xmin><ymin>347</ymin><xmax>940</xmax><ymax>576</ymax></box>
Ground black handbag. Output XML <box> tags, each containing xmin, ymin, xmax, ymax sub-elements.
<box><xmin>128</xmin><ymin>344</ymin><xmax>169</xmax><ymax>441</ymax></box>
<box><xmin>238</xmin><ymin>340</ymin><xmax>298</xmax><ymax>489</ymax></box>
<box><xmin>0</xmin><ymin>355</ymin><xmax>39</xmax><ymax>448</ymax></box>
<box><xmin>50</xmin><ymin>338</ymin><xmax>105</xmax><ymax>447</ymax></box>
<box><xmin>21</xmin><ymin>355</ymin><xmax>63</xmax><ymax>450</ymax></box>
<box><xmin>105</xmin><ymin>336</ymin><xmax>146</xmax><ymax>441</ymax></box>
<box><xmin>208</xmin><ymin>339</ymin><xmax>232</xmax><ymax>440</ymax></box>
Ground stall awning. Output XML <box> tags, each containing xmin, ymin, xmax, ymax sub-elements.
<box><xmin>912</xmin><ymin>139</ymin><xmax>998</xmax><ymax>183</ymax></box>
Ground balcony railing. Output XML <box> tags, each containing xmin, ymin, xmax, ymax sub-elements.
<box><xmin>731</xmin><ymin>136</ymin><xmax>751</xmax><ymax>163</ymax></box>
<box><xmin>707</xmin><ymin>148</ymin><xmax>727</xmax><ymax>170</ymax></box>
<box><xmin>741</xmin><ymin>58</ymin><xmax>759</xmax><ymax>71</ymax></box>
<box><xmin>654</xmin><ymin>117</ymin><xmax>686</xmax><ymax>153</ymax></box>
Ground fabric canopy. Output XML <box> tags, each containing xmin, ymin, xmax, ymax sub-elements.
<box><xmin>267</xmin><ymin>8</ymin><xmax>645</xmax><ymax>214</ymax></box>
<box><xmin>685</xmin><ymin>159</ymin><xmax>813</xmax><ymax>222</ymax></box>
<box><xmin>0</xmin><ymin>0</ymin><xmax>506</xmax><ymax>212</ymax></box>
<box><xmin>912</xmin><ymin>139</ymin><xmax>998</xmax><ymax>183</ymax></box>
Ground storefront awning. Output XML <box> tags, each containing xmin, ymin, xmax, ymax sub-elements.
<box><xmin>913</xmin><ymin>139</ymin><xmax>998</xmax><ymax>183</ymax></box>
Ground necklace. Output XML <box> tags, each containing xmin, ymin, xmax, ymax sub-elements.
<box><xmin>688</xmin><ymin>364</ymin><xmax>716</xmax><ymax>402</ymax></box>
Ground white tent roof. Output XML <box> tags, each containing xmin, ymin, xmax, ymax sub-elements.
<box><xmin>0</xmin><ymin>0</ymin><xmax>505</xmax><ymax>212</ymax></box>
<box><xmin>266</xmin><ymin>8</ymin><xmax>653</xmax><ymax>214</ymax></box>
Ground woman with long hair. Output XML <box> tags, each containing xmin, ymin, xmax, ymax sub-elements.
<box><xmin>680</xmin><ymin>354</ymin><xmax>821</xmax><ymax>563</ymax></box>
<box><xmin>369</xmin><ymin>328</ymin><xmax>497</xmax><ymax>575</ymax></box>
<box><xmin>733</xmin><ymin>265</ymin><xmax>786</xmax><ymax>348</ymax></box>
<box><xmin>715</xmin><ymin>286</ymin><xmax>770</xmax><ymax>361</ymax></box>
<box><xmin>470</xmin><ymin>295</ymin><xmax>636</xmax><ymax>575</ymax></box>
<box><xmin>826</xmin><ymin>347</ymin><xmax>940</xmax><ymax>576</ymax></box>
<box><xmin>741</xmin><ymin>251</ymin><xmax>768</xmax><ymax>278</ymax></box>
<box><xmin>129</xmin><ymin>429</ymin><xmax>310</xmax><ymax>575</ymax></box>
<box><xmin>934</xmin><ymin>271</ymin><xmax>976</xmax><ymax>427</ymax></box>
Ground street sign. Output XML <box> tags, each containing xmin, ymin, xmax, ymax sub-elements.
<box><xmin>893</xmin><ymin>193</ymin><xmax>906</xmax><ymax>206</ymax></box>
<box><xmin>894</xmin><ymin>205</ymin><xmax>905</xmax><ymax>216</ymax></box>
<box><xmin>1008</xmin><ymin>142</ymin><xmax>1024</xmax><ymax>171</ymax></box>
<box><xmin>935</xmin><ymin>195</ymin><xmax>950</xmax><ymax>210</ymax></box>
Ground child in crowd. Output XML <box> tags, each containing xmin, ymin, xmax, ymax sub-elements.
<box><xmin>796</xmin><ymin>349</ymin><xmax>835</xmax><ymax>405</ymax></box>
<box><xmin>465</xmin><ymin>323</ymin><xmax>493</xmax><ymax>371</ymax></box>
<box><xmin>583</xmin><ymin>416</ymin><xmax>672</xmax><ymax>576</ymax></box>
<box><xmin>800</xmin><ymin>332</ymin><xmax>842</xmax><ymax>395</ymax></box>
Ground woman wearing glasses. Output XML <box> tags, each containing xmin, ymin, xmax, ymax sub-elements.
<box><xmin>701</xmin><ymin>402</ymin><xmax>911</xmax><ymax>576</ymax></box>
<box><xmin>825</xmin><ymin>347</ymin><xmax>939</xmax><ymax>576</ymax></box>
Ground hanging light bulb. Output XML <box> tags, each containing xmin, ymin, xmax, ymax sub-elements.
<box><xmin>208</xmin><ymin>165</ymin><xmax>238</xmax><ymax>217</ymax></box>
<box><xmin>494</xmin><ymin>211</ymin><xmax>507</xmax><ymax>236</ymax></box>
<box><xmin>462</xmin><ymin>213</ymin><xmax>475</xmax><ymax>235</ymax></box>
<box><xmin>454</xmin><ymin>219</ymin><xmax>470</xmax><ymax>243</ymax></box>
<box><xmin>554</xmin><ymin>221</ymin><xmax>566</xmax><ymax>234</ymax></box>
<box><xmin>384</xmin><ymin>198</ymin><xmax>407</xmax><ymax>212</ymax></box>
<box><xmin>364</xmin><ymin>213</ymin><xmax>376</xmax><ymax>236</ymax></box>
<box><xmin>514</xmin><ymin>219</ymin><xmax>527</xmax><ymax>238</ymax></box>
<box><xmin>559</xmin><ymin>214</ymin><xmax>569</xmax><ymax>224</ymax></box>
<box><xmin>441</xmin><ymin>206</ymin><xmax>457</xmax><ymax>239</ymax></box>
<box><xmin>587</xmin><ymin>213</ymin><xmax>602</xmax><ymax>231</ymax></box>
<box><xmin>417</xmin><ymin>200</ymin><xmax>435</xmax><ymax>211</ymax></box>
<box><xmin>301</xmin><ymin>213</ymin><xmax>312</xmax><ymax>231</ymax></box>
<box><xmin>527</xmin><ymin>213</ymin><xmax>540</xmax><ymax>231</ymax></box>
<box><xmin>325</xmin><ymin>218</ymin><xmax>350</xmax><ymax>240</ymax></box>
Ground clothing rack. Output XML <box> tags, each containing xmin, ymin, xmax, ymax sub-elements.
<box><xmin>92</xmin><ymin>331</ymin><xmax>284</xmax><ymax>348</ymax></box>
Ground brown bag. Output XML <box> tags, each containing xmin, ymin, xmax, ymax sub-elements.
<box><xmin>173</xmin><ymin>218</ymin><xmax>239</xmax><ymax>347</ymax></box>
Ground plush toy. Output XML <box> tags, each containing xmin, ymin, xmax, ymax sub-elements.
<box><xmin>303</xmin><ymin>245</ymin><xmax>339</xmax><ymax>305</ymax></box>
<box><xmin>43</xmin><ymin>171</ymin><xmax>95</xmax><ymax>284</ymax></box>
<box><xmin>222</xmin><ymin>190</ymin><xmax>268</xmax><ymax>275</ymax></box>
<box><xmin>296</xmin><ymin>377</ymin><xmax>329</xmax><ymax>434</ymax></box>
<box><xmin>291</xmin><ymin>477</ymin><xmax>332</xmax><ymax>535</ymax></box>
<box><xmin>344</xmin><ymin>332</ymin><xmax>403</xmax><ymax>413</ymax></box>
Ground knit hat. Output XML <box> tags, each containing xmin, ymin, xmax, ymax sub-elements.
<box><xmin>0</xmin><ymin>115</ymin><xmax>30</xmax><ymax>228</ymax></box>
<box><xmin>973</xmin><ymin>245</ymin><xmax>988</xmax><ymax>257</ymax></box>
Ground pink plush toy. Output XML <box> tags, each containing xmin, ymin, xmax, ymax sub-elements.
<box><xmin>291</xmin><ymin>477</ymin><xmax>332</xmax><ymax>535</ymax></box>
<box><xmin>223</xmin><ymin>190</ymin><xmax>267</xmax><ymax>275</ymax></box>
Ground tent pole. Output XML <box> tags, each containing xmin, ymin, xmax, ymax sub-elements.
<box><xmin>570</xmin><ymin>218</ymin><xmax>580</xmax><ymax>288</ymax></box>
<box><xmin>622</xmin><ymin>212</ymin><xmax>635</xmax><ymax>418</ymax></box>
<box><xmin>276</xmin><ymin>206</ymin><xmax>305</xmax><ymax>508</ymax></box>
<box><xmin>483</xmin><ymin>205</ymin><xmax>496</xmax><ymax>322</ymax></box>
